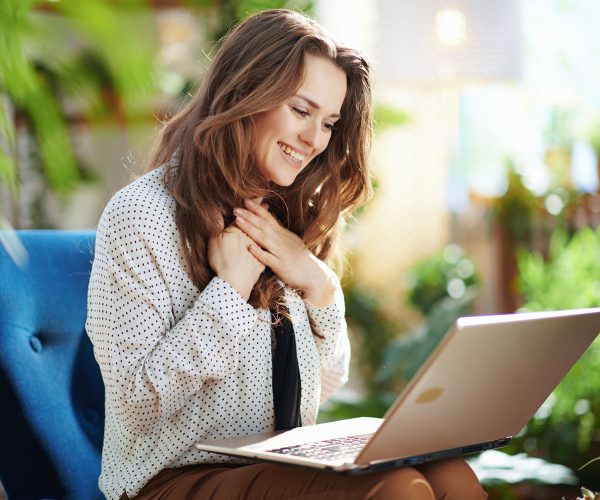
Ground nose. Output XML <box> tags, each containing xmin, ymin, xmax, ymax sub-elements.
<box><xmin>299</xmin><ymin>120</ymin><xmax>322</xmax><ymax>150</ymax></box>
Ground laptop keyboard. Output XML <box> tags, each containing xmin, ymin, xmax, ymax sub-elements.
<box><xmin>267</xmin><ymin>433</ymin><xmax>373</xmax><ymax>462</ymax></box>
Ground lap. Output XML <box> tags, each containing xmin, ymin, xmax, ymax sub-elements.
<box><xmin>129</xmin><ymin>458</ymin><xmax>487</xmax><ymax>500</ymax></box>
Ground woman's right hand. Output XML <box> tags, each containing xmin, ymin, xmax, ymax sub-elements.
<box><xmin>208</xmin><ymin>224</ymin><xmax>265</xmax><ymax>301</ymax></box>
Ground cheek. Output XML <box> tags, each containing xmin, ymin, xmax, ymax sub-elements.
<box><xmin>254</xmin><ymin>114</ymin><xmax>275</xmax><ymax>144</ymax></box>
<box><xmin>317</xmin><ymin>135</ymin><xmax>333</xmax><ymax>156</ymax></box>
<box><xmin>255</xmin><ymin>108</ymin><xmax>288</xmax><ymax>138</ymax></box>
<box><xmin>254</xmin><ymin>124</ymin><xmax>275</xmax><ymax>160</ymax></box>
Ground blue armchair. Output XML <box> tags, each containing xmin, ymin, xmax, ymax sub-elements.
<box><xmin>0</xmin><ymin>230</ymin><xmax>104</xmax><ymax>500</ymax></box>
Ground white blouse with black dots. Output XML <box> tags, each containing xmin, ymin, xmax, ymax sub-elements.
<box><xmin>86</xmin><ymin>166</ymin><xmax>350</xmax><ymax>500</ymax></box>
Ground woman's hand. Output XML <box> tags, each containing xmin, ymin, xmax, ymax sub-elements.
<box><xmin>208</xmin><ymin>224</ymin><xmax>265</xmax><ymax>301</ymax></box>
<box><xmin>233</xmin><ymin>199</ymin><xmax>335</xmax><ymax>307</ymax></box>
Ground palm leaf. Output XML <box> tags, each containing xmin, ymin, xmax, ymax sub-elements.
<box><xmin>0</xmin><ymin>0</ymin><xmax>79</xmax><ymax>194</ymax></box>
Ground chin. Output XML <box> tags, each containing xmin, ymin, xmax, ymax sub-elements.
<box><xmin>268</xmin><ymin>172</ymin><xmax>301</xmax><ymax>187</ymax></box>
<box><xmin>271</xmin><ymin>179</ymin><xmax>295</xmax><ymax>187</ymax></box>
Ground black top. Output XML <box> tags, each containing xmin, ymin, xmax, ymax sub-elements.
<box><xmin>271</xmin><ymin>307</ymin><xmax>302</xmax><ymax>430</ymax></box>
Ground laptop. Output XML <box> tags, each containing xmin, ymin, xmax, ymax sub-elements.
<box><xmin>196</xmin><ymin>307</ymin><xmax>600</xmax><ymax>473</ymax></box>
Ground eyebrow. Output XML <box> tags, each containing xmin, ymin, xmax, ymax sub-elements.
<box><xmin>295</xmin><ymin>94</ymin><xmax>341</xmax><ymax>119</ymax></box>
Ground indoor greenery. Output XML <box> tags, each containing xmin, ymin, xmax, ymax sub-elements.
<box><xmin>320</xmin><ymin>245</ymin><xmax>479</xmax><ymax>422</ymax></box>
<box><xmin>378</xmin><ymin>245</ymin><xmax>479</xmax><ymax>387</ymax></box>
<box><xmin>509</xmin><ymin>226</ymin><xmax>600</xmax><ymax>487</ymax></box>
<box><xmin>405</xmin><ymin>244</ymin><xmax>478</xmax><ymax>315</ymax></box>
<box><xmin>0</xmin><ymin>0</ymin><xmax>156</xmax><ymax>228</ymax></box>
<box><xmin>491</xmin><ymin>164</ymin><xmax>539</xmax><ymax>244</ymax></box>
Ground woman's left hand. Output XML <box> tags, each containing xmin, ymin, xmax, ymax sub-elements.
<box><xmin>233</xmin><ymin>198</ymin><xmax>335</xmax><ymax>307</ymax></box>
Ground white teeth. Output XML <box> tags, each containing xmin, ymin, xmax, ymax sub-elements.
<box><xmin>278</xmin><ymin>143</ymin><xmax>306</xmax><ymax>162</ymax></box>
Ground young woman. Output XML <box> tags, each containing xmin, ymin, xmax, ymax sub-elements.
<box><xmin>87</xmin><ymin>9</ymin><xmax>487</xmax><ymax>499</ymax></box>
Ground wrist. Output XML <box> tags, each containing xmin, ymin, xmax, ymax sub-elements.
<box><xmin>302</xmin><ymin>262</ymin><xmax>335</xmax><ymax>307</ymax></box>
<box><xmin>303</xmin><ymin>287</ymin><xmax>335</xmax><ymax>307</ymax></box>
<box><xmin>218</xmin><ymin>273</ymin><xmax>251</xmax><ymax>302</ymax></box>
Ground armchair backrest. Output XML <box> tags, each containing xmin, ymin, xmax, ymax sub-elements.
<box><xmin>0</xmin><ymin>230</ymin><xmax>104</xmax><ymax>500</ymax></box>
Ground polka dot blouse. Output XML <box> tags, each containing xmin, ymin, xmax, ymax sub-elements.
<box><xmin>86</xmin><ymin>166</ymin><xmax>350</xmax><ymax>500</ymax></box>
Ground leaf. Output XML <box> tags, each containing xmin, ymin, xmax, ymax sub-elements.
<box><xmin>516</xmin><ymin>225</ymin><xmax>600</xmax><ymax>465</ymax></box>
<box><xmin>0</xmin><ymin>100</ymin><xmax>18</xmax><ymax>192</ymax></box>
<box><xmin>55</xmin><ymin>0</ymin><xmax>156</xmax><ymax>113</ymax></box>
<box><xmin>0</xmin><ymin>98</ymin><xmax>16</xmax><ymax>149</ymax></box>
<box><xmin>26</xmin><ymin>88</ymin><xmax>80</xmax><ymax>193</ymax></box>
<box><xmin>378</xmin><ymin>288</ymin><xmax>478</xmax><ymax>384</ymax></box>
<box><xmin>0</xmin><ymin>0</ymin><xmax>80</xmax><ymax>194</ymax></box>
<box><xmin>0</xmin><ymin>148</ymin><xmax>17</xmax><ymax>193</ymax></box>
<box><xmin>0</xmin><ymin>0</ymin><xmax>159</xmax><ymax>203</ymax></box>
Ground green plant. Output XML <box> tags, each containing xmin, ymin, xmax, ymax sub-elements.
<box><xmin>0</xmin><ymin>0</ymin><xmax>155</xmax><ymax>201</ymax></box>
<box><xmin>406</xmin><ymin>244</ymin><xmax>478</xmax><ymax>315</ymax></box>
<box><xmin>377</xmin><ymin>245</ymin><xmax>479</xmax><ymax>388</ymax></box>
<box><xmin>0</xmin><ymin>0</ymin><xmax>159</xmax><ymax>232</ymax></box>
<box><xmin>1</xmin><ymin>0</ymin><xmax>77</xmax><ymax>196</ymax></box>
<box><xmin>512</xmin><ymin>227</ymin><xmax>600</xmax><ymax>485</ymax></box>
<box><xmin>378</xmin><ymin>289</ymin><xmax>477</xmax><ymax>388</ymax></box>
<box><xmin>491</xmin><ymin>164</ymin><xmax>539</xmax><ymax>244</ymax></box>
<box><xmin>320</xmin><ymin>246</ymin><xmax>479</xmax><ymax>422</ymax></box>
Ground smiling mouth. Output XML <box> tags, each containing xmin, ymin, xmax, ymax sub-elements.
<box><xmin>278</xmin><ymin>142</ymin><xmax>307</xmax><ymax>163</ymax></box>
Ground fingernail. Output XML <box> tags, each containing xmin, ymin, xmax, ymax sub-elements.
<box><xmin>233</xmin><ymin>208</ymin><xmax>242</xmax><ymax>215</ymax></box>
<box><xmin>236</xmin><ymin>216</ymin><xmax>245</xmax><ymax>224</ymax></box>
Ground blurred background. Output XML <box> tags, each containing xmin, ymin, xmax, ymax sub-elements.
<box><xmin>2</xmin><ymin>0</ymin><xmax>600</xmax><ymax>497</ymax></box>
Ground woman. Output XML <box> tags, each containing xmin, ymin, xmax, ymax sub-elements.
<box><xmin>87</xmin><ymin>9</ymin><xmax>487</xmax><ymax>499</ymax></box>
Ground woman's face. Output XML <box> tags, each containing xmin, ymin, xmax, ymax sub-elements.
<box><xmin>252</xmin><ymin>54</ymin><xmax>347</xmax><ymax>186</ymax></box>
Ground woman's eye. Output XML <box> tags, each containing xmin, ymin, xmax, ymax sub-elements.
<box><xmin>292</xmin><ymin>106</ymin><xmax>309</xmax><ymax>117</ymax></box>
<box><xmin>292</xmin><ymin>105</ymin><xmax>337</xmax><ymax>132</ymax></box>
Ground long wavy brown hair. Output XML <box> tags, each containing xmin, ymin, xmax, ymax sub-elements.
<box><xmin>148</xmin><ymin>9</ymin><xmax>372</xmax><ymax>315</ymax></box>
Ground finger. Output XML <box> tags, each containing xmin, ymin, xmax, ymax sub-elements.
<box><xmin>233</xmin><ymin>207</ymin><xmax>279</xmax><ymax>238</ymax></box>
<box><xmin>244</xmin><ymin>198</ymin><xmax>279</xmax><ymax>227</ymax></box>
<box><xmin>233</xmin><ymin>207</ymin><xmax>265</xmax><ymax>230</ymax></box>
<box><xmin>248</xmin><ymin>242</ymin><xmax>277</xmax><ymax>269</ymax></box>
<box><xmin>234</xmin><ymin>214</ymin><xmax>270</xmax><ymax>249</ymax></box>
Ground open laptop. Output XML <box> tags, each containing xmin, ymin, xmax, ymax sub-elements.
<box><xmin>196</xmin><ymin>307</ymin><xmax>600</xmax><ymax>474</ymax></box>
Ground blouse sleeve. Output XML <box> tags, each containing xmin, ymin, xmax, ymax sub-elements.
<box><xmin>86</xmin><ymin>195</ymin><xmax>258</xmax><ymax>435</ymax></box>
<box><xmin>305</xmin><ymin>274</ymin><xmax>351</xmax><ymax>404</ymax></box>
